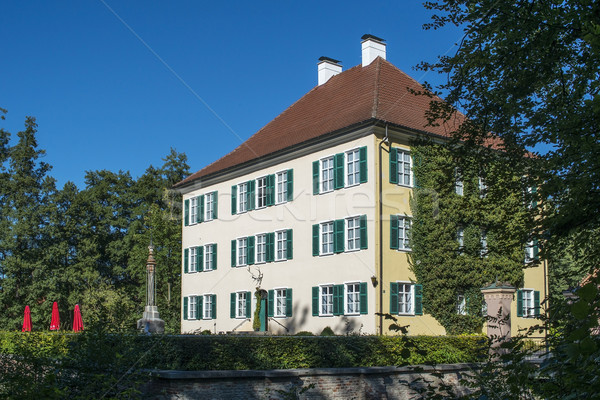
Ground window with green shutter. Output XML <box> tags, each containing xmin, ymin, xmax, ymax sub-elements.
<box><xmin>333</xmin><ymin>284</ymin><xmax>344</xmax><ymax>315</ymax></box>
<box><xmin>230</xmin><ymin>293</ymin><xmax>236</xmax><ymax>318</ymax></box>
<box><xmin>184</xmin><ymin>248</ymin><xmax>189</xmax><ymax>273</ymax></box>
<box><xmin>213</xmin><ymin>243</ymin><xmax>218</xmax><ymax>270</ymax></box>
<box><xmin>287</xmin><ymin>169</ymin><xmax>294</xmax><ymax>201</ymax></box>
<box><xmin>390</xmin><ymin>215</ymin><xmax>399</xmax><ymax>250</ymax></box>
<box><xmin>389</xmin><ymin>147</ymin><xmax>398</xmax><ymax>184</ymax></box>
<box><xmin>184</xmin><ymin>199</ymin><xmax>190</xmax><ymax>226</ymax></box>
<box><xmin>359</xmin><ymin>215</ymin><xmax>368</xmax><ymax>249</ymax></box>
<box><xmin>213</xmin><ymin>191</ymin><xmax>218</xmax><ymax>219</ymax></box>
<box><xmin>196</xmin><ymin>246</ymin><xmax>203</xmax><ymax>272</ymax></box>
<box><xmin>266</xmin><ymin>232</ymin><xmax>275</xmax><ymax>262</ymax></box>
<box><xmin>312</xmin><ymin>161</ymin><xmax>320</xmax><ymax>194</ymax></box>
<box><xmin>359</xmin><ymin>146</ymin><xmax>368</xmax><ymax>183</ymax></box>
<box><xmin>183</xmin><ymin>297</ymin><xmax>188</xmax><ymax>320</ymax></box>
<box><xmin>247</xmin><ymin>236</ymin><xmax>255</xmax><ymax>265</ymax></box>
<box><xmin>334</xmin><ymin>153</ymin><xmax>344</xmax><ymax>189</ymax></box>
<box><xmin>231</xmin><ymin>240</ymin><xmax>236</xmax><ymax>267</ymax></box>
<box><xmin>211</xmin><ymin>294</ymin><xmax>217</xmax><ymax>319</ymax></box>
<box><xmin>266</xmin><ymin>174</ymin><xmax>275</xmax><ymax>206</ymax></box>
<box><xmin>359</xmin><ymin>282</ymin><xmax>368</xmax><ymax>314</ymax></box>
<box><xmin>198</xmin><ymin>195</ymin><xmax>204</xmax><ymax>223</ymax></box>
<box><xmin>286</xmin><ymin>229</ymin><xmax>293</xmax><ymax>260</ymax></box>
<box><xmin>390</xmin><ymin>282</ymin><xmax>399</xmax><ymax>314</ymax></box>
<box><xmin>197</xmin><ymin>296</ymin><xmax>203</xmax><ymax>320</ymax></box>
<box><xmin>247</xmin><ymin>180</ymin><xmax>255</xmax><ymax>211</ymax></box>
<box><xmin>334</xmin><ymin>219</ymin><xmax>345</xmax><ymax>253</ymax></box>
<box><xmin>231</xmin><ymin>185</ymin><xmax>237</xmax><ymax>215</ymax></box>
<box><xmin>285</xmin><ymin>288</ymin><xmax>293</xmax><ymax>317</ymax></box>
<box><xmin>312</xmin><ymin>224</ymin><xmax>319</xmax><ymax>256</ymax></box>
<box><xmin>312</xmin><ymin>286</ymin><xmax>319</xmax><ymax>316</ymax></box>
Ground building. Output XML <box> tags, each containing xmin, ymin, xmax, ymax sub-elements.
<box><xmin>174</xmin><ymin>35</ymin><xmax>546</xmax><ymax>336</ymax></box>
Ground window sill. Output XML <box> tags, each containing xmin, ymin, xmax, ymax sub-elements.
<box><xmin>396</xmin><ymin>183</ymin><xmax>413</xmax><ymax>189</ymax></box>
<box><xmin>396</xmin><ymin>248</ymin><xmax>412</xmax><ymax>252</ymax></box>
<box><xmin>344</xmin><ymin>313</ymin><xmax>360</xmax><ymax>317</ymax></box>
<box><xmin>319</xmin><ymin>252</ymin><xmax>334</xmax><ymax>257</ymax></box>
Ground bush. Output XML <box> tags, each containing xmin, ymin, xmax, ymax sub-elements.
<box><xmin>295</xmin><ymin>331</ymin><xmax>314</xmax><ymax>336</ymax></box>
<box><xmin>320</xmin><ymin>326</ymin><xmax>335</xmax><ymax>336</ymax></box>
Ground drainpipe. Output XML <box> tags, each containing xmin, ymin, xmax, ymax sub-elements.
<box><xmin>378</xmin><ymin>124</ymin><xmax>390</xmax><ymax>335</ymax></box>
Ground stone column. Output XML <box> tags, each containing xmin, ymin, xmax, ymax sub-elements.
<box><xmin>137</xmin><ymin>245</ymin><xmax>165</xmax><ymax>334</ymax></box>
<box><xmin>481</xmin><ymin>282</ymin><xmax>516</xmax><ymax>352</ymax></box>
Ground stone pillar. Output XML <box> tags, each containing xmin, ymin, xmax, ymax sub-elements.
<box><xmin>481</xmin><ymin>283</ymin><xmax>516</xmax><ymax>352</ymax></box>
<box><xmin>137</xmin><ymin>245</ymin><xmax>165</xmax><ymax>334</ymax></box>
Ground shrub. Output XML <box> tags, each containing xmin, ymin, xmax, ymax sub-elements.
<box><xmin>320</xmin><ymin>326</ymin><xmax>335</xmax><ymax>336</ymax></box>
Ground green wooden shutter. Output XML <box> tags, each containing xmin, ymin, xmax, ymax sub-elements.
<box><xmin>231</xmin><ymin>240</ymin><xmax>236</xmax><ymax>267</ymax></box>
<box><xmin>213</xmin><ymin>244</ymin><xmax>217</xmax><ymax>270</ymax></box>
<box><xmin>389</xmin><ymin>148</ymin><xmax>398</xmax><ymax>184</ymax></box>
<box><xmin>286</xmin><ymin>229</ymin><xmax>293</xmax><ymax>260</ymax></box>
<box><xmin>414</xmin><ymin>284</ymin><xmax>423</xmax><ymax>315</ymax></box>
<box><xmin>211</xmin><ymin>294</ymin><xmax>217</xmax><ymax>319</ymax></box>
<box><xmin>198</xmin><ymin>195</ymin><xmax>204</xmax><ymax>223</ymax></box>
<box><xmin>390</xmin><ymin>282</ymin><xmax>399</xmax><ymax>314</ymax></box>
<box><xmin>334</xmin><ymin>219</ymin><xmax>345</xmax><ymax>253</ymax></box>
<box><xmin>534</xmin><ymin>291</ymin><xmax>540</xmax><ymax>317</ymax></box>
<box><xmin>533</xmin><ymin>238</ymin><xmax>539</xmax><ymax>260</ymax></box>
<box><xmin>247</xmin><ymin>180</ymin><xmax>255</xmax><ymax>211</ymax></box>
<box><xmin>312</xmin><ymin>161</ymin><xmax>320</xmax><ymax>195</ymax></box>
<box><xmin>333</xmin><ymin>284</ymin><xmax>344</xmax><ymax>316</ymax></box>
<box><xmin>184</xmin><ymin>199</ymin><xmax>190</xmax><ymax>226</ymax></box>
<box><xmin>285</xmin><ymin>289</ymin><xmax>293</xmax><ymax>317</ymax></box>
<box><xmin>183</xmin><ymin>297</ymin><xmax>188</xmax><ymax>320</ymax></box>
<box><xmin>184</xmin><ymin>248</ymin><xmax>189</xmax><ymax>273</ymax></box>
<box><xmin>287</xmin><ymin>169</ymin><xmax>293</xmax><ymax>201</ymax></box>
<box><xmin>390</xmin><ymin>215</ymin><xmax>399</xmax><ymax>250</ymax></box>
<box><xmin>200</xmin><ymin>246</ymin><xmax>206</xmax><ymax>271</ymax></box>
<box><xmin>359</xmin><ymin>282</ymin><xmax>368</xmax><ymax>314</ymax></box>
<box><xmin>245</xmin><ymin>292</ymin><xmax>251</xmax><ymax>318</ymax></box>
<box><xmin>334</xmin><ymin>153</ymin><xmax>344</xmax><ymax>189</ymax></box>
<box><xmin>230</xmin><ymin>293</ymin><xmax>236</xmax><ymax>318</ymax></box>
<box><xmin>268</xmin><ymin>290</ymin><xmax>274</xmax><ymax>317</ymax></box>
<box><xmin>312</xmin><ymin>224</ymin><xmax>319</xmax><ymax>256</ymax></box>
<box><xmin>231</xmin><ymin>185</ymin><xmax>237</xmax><ymax>214</ymax></box>
<box><xmin>213</xmin><ymin>191</ymin><xmax>218</xmax><ymax>219</ymax></box>
<box><xmin>517</xmin><ymin>290</ymin><xmax>524</xmax><ymax>317</ymax></box>
<box><xmin>359</xmin><ymin>146</ymin><xmax>368</xmax><ymax>183</ymax></box>
<box><xmin>197</xmin><ymin>296</ymin><xmax>203</xmax><ymax>320</ymax></box>
<box><xmin>312</xmin><ymin>287</ymin><xmax>319</xmax><ymax>316</ymax></box>
<box><xmin>247</xmin><ymin>236</ymin><xmax>255</xmax><ymax>265</ymax></box>
<box><xmin>359</xmin><ymin>215</ymin><xmax>368</xmax><ymax>250</ymax></box>
<box><xmin>266</xmin><ymin>232</ymin><xmax>275</xmax><ymax>262</ymax></box>
<box><xmin>266</xmin><ymin>175</ymin><xmax>275</xmax><ymax>206</ymax></box>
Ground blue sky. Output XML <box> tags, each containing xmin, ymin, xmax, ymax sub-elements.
<box><xmin>1</xmin><ymin>1</ymin><xmax>463</xmax><ymax>189</ymax></box>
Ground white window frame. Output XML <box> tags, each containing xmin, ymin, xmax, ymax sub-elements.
<box><xmin>525</xmin><ymin>240</ymin><xmax>535</xmax><ymax>263</ymax></box>
<box><xmin>255</xmin><ymin>233</ymin><xmax>266</xmax><ymax>264</ymax></box>
<box><xmin>457</xmin><ymin>227</ymin><xmax>464</xmax><ymax>253</ymax></box>
<box><xmin>276</xmin><ymin>171</ymin><xmax>288</xmax><ymax>204</ymax></box>
<box><xmin>397</xmin><ymin>149</ymin><xmax>413</xmax><ymax>187</ymax></box>
<box><xmin>275</xmin><ymin>230</ymin><xmax>288</xmax><ymax>261</ymax></box>
<box><xmin>237</xmin><ymin>237</ymin><xmax>248</xmax><ymax>266</ymax></box>
<box><xmin>237</xmin><ymin>182</ymin><xmax>248</xmax><ymax>213</ymax></box>
<box><xmin>190</xmin><ymin>197</ymin><xmax>198</xmax><ymax>224</ymax></box>
<box><xmin>346</xmin><ymin>216</ymin><xmax>360</xmax><ymax>252</ymax></box>
<box><xmin>205</xmin><ymin>192</ymin><xmax>214</xmax><ymax>221</ymax></box>
<box><xmin>320</xmin><ymin>285</ymin><xmax>333</xmax><ymax>316</ymax></box>
<box><xmin>236</xmin><ymin>291</ymin><xmax>248</xmax><ymax>319</ymax></box>
<box><xmin>203</xmin><ymin>294</ymin><xmax>213</xmax><ymax>320</ymax></box>
<box><xmin>188</xmin><ymin>295</ymin><xmax>198</xmax><ymax>320</ymax></box>
<box><xmin>478</xmin><ymin>176</ymin><xmax>487</xmax><ymax>198</ymax></box>
<box><xmin>274</xmin><ymin>288</ymin><xmax>287</xmax><ymax>318</ymax></box>
<box><xmin>456</xmin><ymin>294</ymin><xmax>466</xmax><ymax>315</ymax></box>
<box><xmin>345</xmin><ymin>282</ymin><xmax>361</xmax><ymax>315</ymax></box>
<box><xmin>455</xmin><ymin>168</ymin><xmax>464</xmax><ymax>196</ymax></box>
<box><xmin>397</xmin><ymin>216</ymin><xmax>412</xmax><ymax>251</ymax></box>
<box><xmin>320</xmin><ymin>156</ymin><xmax>334</xmax><ymax>193</ymax></box>
<box><xmin>320</xmin><ymin>221</ymin><xmax>334</xmax><ymax>255</ymax></box>
<box><xmin>256</xmin><ymin>176</ymin><xmax>267</xmax><ymax>209</ymax></box>
<box><xmin>398</xmin><ymin>282</ymin><xmax>414</xmax><ymax>315</ymax></box>
<box><xmin>189</xmin><ymin>247</ymin><xmax>197</xmax><ymax>273</ymax></box>
<box><xmin>345</xmin><ymin>148</ymin><xmax>360</xmax><ymax>187</ymax></box>
<box><xmin>521</xmin><ymin>289</ymin><xmax>535</xmax><ymax>318</ymax></box>
<box><xmin>480</xmin><ymin>231</ymin><xmax>488</xmax><ymax>257</ymax></box>
<box><xmin>204</xmin><ymin>244</ymin><xmax>215</xmax><ymax>271</ymax></box>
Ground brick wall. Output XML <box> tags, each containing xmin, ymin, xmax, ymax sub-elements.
<box><xmin>142</xmin><ymin>364</ymin><xmax>475</xmax><ymax>399</ymax></box>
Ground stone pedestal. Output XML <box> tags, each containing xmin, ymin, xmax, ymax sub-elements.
<box><xmin>137</xmin><ymin>306</ymin><xmax>165</xmax><ymax>334</ymax></box>
<box><xmin>481</xmin><ymin>283</ymin><xmax>516</xmax><ymax>353</ymax></box>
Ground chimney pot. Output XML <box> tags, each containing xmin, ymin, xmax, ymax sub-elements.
<box><xmin>317</xmin><ymin>56</ymin><xmax>342</xmax><ymax>86</ymax></box>
<box><xmin>361</xmin><ymin>34</ymin><xmax>386</xmax><ymax>66</ymax></box>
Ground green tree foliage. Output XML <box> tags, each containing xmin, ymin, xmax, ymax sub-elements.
<box><xmin>410</xmin><ymin>142</ymin><xmax>532</xmax><ymax>334</ymax></box>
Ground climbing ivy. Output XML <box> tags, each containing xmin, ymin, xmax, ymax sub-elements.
<box><xmin>409</xmin><ymin>140</ymin><xmax>533</xmax><ymax>334</ymax></box>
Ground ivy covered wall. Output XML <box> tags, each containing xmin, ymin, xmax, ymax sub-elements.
<box><xmin>409</xmin><ymin>141</ymin><xmax>534</xmax><ymax>334</ymax></box>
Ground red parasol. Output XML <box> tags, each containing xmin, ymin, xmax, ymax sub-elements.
<box><xmin>72</xmin><ymin>304</ymin><xmax>84</xmax><ymax>332</ymax></box>
<box><xmin>50</xmin><ymin>301</ymin><xmax>60</xmax><ymax>331</ymax></box>
<box><xmin>22</xmin><ymin>305</ymin><xmax>32</xmax><ymax>332</ymax></box>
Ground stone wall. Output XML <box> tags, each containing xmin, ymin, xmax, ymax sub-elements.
<box><xmin>142</xmin><ymin>364</ymin><xmax>475</xmax><ymax>399</ymax></box>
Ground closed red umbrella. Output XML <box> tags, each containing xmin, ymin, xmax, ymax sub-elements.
<box><xmin>72</xmin><ymin>304</ymin><xmax>84</xmax><ymax>332</ymax></box>
<box><xmin>50</xmin><ymin>301</ymin><xmax>60</xmax><ymax>331</ymax></box>
<box><xmin>22</xmin><ymin>305</ymin><xmax>32</xmax><ymax>332</ymax></box>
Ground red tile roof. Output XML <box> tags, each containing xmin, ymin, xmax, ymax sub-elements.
<box><xmin>176</xmin><ymin>57</ymin><xmax>459</xmax><ymax>187</ymax></box>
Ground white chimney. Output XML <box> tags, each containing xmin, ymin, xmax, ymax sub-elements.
<box><xmin>317</xmin><ymin>56</ymin><xmax>342</xmax><ymax>85</ymax></box>
<box><xmin>361</xmin><ymin>34</ymin><xmax>386</xmax><ymax>66</ymax></box>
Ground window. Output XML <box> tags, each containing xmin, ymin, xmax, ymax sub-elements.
<box><xmin>238</xmin><ymin>182</ymin><xmax>248</xmax><ymax>213</ymax></box>
<box><xmin>517</xmin><ymin>289</ymin><xmax>540</xmax><ymax>318</ymax></box>
<box><xmin>346</xmin><ymin>149</ymin><xmax>360</xmax><ymax>186</ymax></box>
<box><xmin>190</xmin><ymin>197</ymin><xmax>198</xmax><ymax>224</ymax></box>
<box><xmin>321</xmin><ymin>157</ymin><xmax>334</xmax><ymax>193</ymax></box>
<box><xmin>457</xmin><ymin>294</ymin><xmax>466</xmax><ymax>315</ymax></box>
<box><xmin>276</xmin><ymin>171</ymin><xmax>288</xmax><ymax>204</ymax></box>
<box><xmin>320</xmin><ymin>285</ymin><xmax>333</xmax><ymax>316</ymax></box>
<box><xmin>256</xmin><ymin>234</ymin><xmax>266</xmax><ymax>263</ymax></box>
<box><xmin>237</xmin><ymin>292</ymin><xmax>248</xmax><ymax>318</ymax></box>
<box><xmin>276</xmin><ymin>230</ymin><xmax>287</xmax><ymax>261</ymax></box>
<box><xmin>390</xmin><ymin>282</ymin><xmax>423</xmax><ymax>316</ymax></box>
<box><xmin>237</xmin><ymin>238</ymin><xmax>247</xmax><ymax>266</ymax></box>
<box><xmin>203</xmin><ymin>294</ymin><xmax>215</xmax><ymax>319</ymax></box>
<box><xmin>346</xmin><ymin>283</ymin><xmax>361</xmax><ymax>315</ymax></box>
<box><xmin>256</xmin><ymin>177</ymin><xmax>267</xmax><ymax>208</ymax></box>
<box><xmin>479</xmin><ymin>176</ymin><xmax>487</xmax><ymax>198</ymax></box>
<box><xmin>189</xmin><ymin>247</ymin><xmax>197</xmax><ymax>272</ymax></box>
<box><xmin>390</xmin><ymin>215</ymin><xmax>411</xmax><ymax>251</ymax></box>
<box><xmin>525</xmin><ymin>239</ymin><xmax>539</xmax><ymax>263</ymax></box>
<box><xmin>204</xmin><ymin>244</ymin><xmax>216</xmax><ymax>271</ymax></box>
<box><xmin>390</xmin><ymin>148</ymin><xmax>412</xmax><ymax>186</ymax></box>
<box><xmin>346</xmin><ymin>217</ymin><xmax>360</xmax><ymax>251</ymax></box>
<box><xmin>320</xmin><ymin>222</ymin><xmax>334</xmax><ymax>255</ymax></box>
<box><xmin>455</xmin><ymin>168</ymin><xmax>463</xmax><ymax>195</ymax></box>
<box><xmin>480</xmin><ymin>231</ymin><xmax>488</xmax><ymax>257</ymax></box>
<box><xmin>275</xmin><ymin>289</ymin><xmax>288</xmax><ymax>317</ymax></box>
<box><xmin>457</xmin><ymin>228</ymin><xmax>464</xmax><ymax>253</ymax></box>
<box><xmin>205</xmin><ymin>192</ymin><xmax>215</xmax><ymax>221</ymax></box>
<box><xmin>188</xmin><ymin>296</ymin><xmax>198</xmax><ymax>320</ymax></box>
